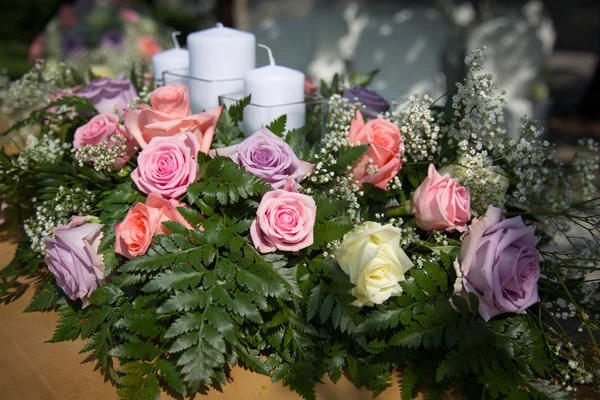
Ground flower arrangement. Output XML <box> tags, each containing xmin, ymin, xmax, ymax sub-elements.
<box><xmin>1</xmin><ymin>49</ymin><xmax>599</xmax><ymax>400</ymax></box>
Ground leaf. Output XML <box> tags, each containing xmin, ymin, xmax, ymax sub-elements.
<box><xmin>330</xmin><ymin>144</ymin><xmax>369</xmax><ymax>174</ymax></box>
<box><xmin>228</xmin><ymin>95</ymin><xmax>251</xmax><ymax>123</ymax></box>
<box><xmin>266</xmin><ymin>114</ymin><xmax>287</xmax><ymax>137</ymax></box>
<box><xmin>49</xmin><ymin>302</ymin><xmax>82</xmax><ymax>342</ymax></box>
<box><xmin>284</xmin><ymin>126</ymin><xmax>307</xmax><ymax>155</ymax></box>
<box><xmin>109</xmin><ymin>341</ymin><xmax>160</xmax><ymax>360</ymax></box>
<box><xmin>116</xmin><ymin>313</ymin><xmax>163</xmax><ymax>339</ymax></box>
<box><xmin>319</xmin><ymin>293</ymin><xmax>335</xmax><ymax>324</ymax></box>
<box><xmin>156</xmin><ymin>358</ymin><xmax>186</xmax><ymax>395</ymax></box>
<box><xmin>88</xmin><ymin>284</ymin><xmax>124</xmax><ymax>306</ymax></box>
<box><xmin>349</xmin><ymin>69</ymin><xmax>380</xmax><ymax>87</ymax></box>
<box><xmin>24</xmin><ymin>283</ymin><xmax>61</xmax><ymax>312</ymax></box>
<box><xmin>165</xmin><ymin>313</ymin><xmax>204</xmax><ymax>339</ymax></box>
<box><xmin>142</xmin><ymin>267</ymin><xmax>206</xmax><ymax>293</ymax></box>
<box><xmin>306</xmin><ymin>281</ymin><xmax>325</xmax><ymax>321</ymax></box>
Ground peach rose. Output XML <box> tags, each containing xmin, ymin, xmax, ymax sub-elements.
<box><xmin>412</xmin><ymin>164</ymin><xmax>471</xmax><ymax>232</ymax></box>
<box><xmin>124</xmin><ymin>84</ymin><xmax>222</xmax><ymax>151</ymax></box>
<box><xmin>115</xmin><ymin>192</ymin><xmax>191</xmax><ymax>259</ymax></box>
<box><xmin>348</xmin><ymin>110</ymin><xmax>403</xmax><ymax>190</ymax></box>
<box><xmin>137</xmin><ymin>36</ymin><xmax>163</xmax><ymax>62</ymax></box>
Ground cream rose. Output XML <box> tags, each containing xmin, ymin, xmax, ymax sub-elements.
<box><xmin>334</xmin><ymin>222</ymin><xmax>414</xmax><ymax>306</ymax></box>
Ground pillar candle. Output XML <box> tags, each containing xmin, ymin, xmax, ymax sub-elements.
<box><xmin>242</xmin><ymin>45</ymin><xmax>305</xmax><ymax>137</ymax></box>
<box><xmin>187</xmin><ymin>23</ymin><xmax>256</xmax><ymax>112</ymax></box>
<box><xmin>152</xmin><ymin>32</ymin><xmax>189</xmax><ymax>87</ymax></box>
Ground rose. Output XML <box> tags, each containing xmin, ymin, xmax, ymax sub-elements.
<box><xmin>147</xmin><ymin>84</ymin><xmax>191</xmax><ymax>119</ymax></box>
<box><xmin>45</xmin><ymin>86</ymin><xmax>81</xmax><ymax>115</ymax></box>
<box><xmin>439</xmin><ymin>158</ymin><xmax>510</xmax><ymax>206</ymax></box>
<box><xmin>74</xmin><ymin>113</ymin><xmax>127</xmax><ymax>147</ymax></box>
<box><xmin>210</xmin><ymin>128</ymin><xmax>314</xmax><ymax>190</ymax></box>
<box><xmin>115</xmin><ymin>192</ymin><xmax>192</xmax><ymax>259</ymax></box>
<box><xmin>28</xmin><ymin>33</ymin><xmax>45</xmax><ymax>63</ymax></box>
<box><xmin>73</xmin><ymin>113</ymin><xmax>135</xmax><ymax>167</ymax></box>
<box><xmin>334</xmin><ymin>222</ymin><xmax>414</xmax><ymax>307</ymax></box>
<box><xmin>124</xmin><ymin>84</ymin><xmax>221</xmax><ymax>151</ymax></box>
<box><xmin>78</xmin><ymin>78</ymin><xmax>137</xmax><ymax>116</ymax></box>
<box><xmin>138</xmin><ymin>36</ymin><xmax>163</xmax><ymax>62</ymax></box>
<box><xmin>459</xmin><ymin>205</ymin><xmax>540</xmax><ymax>321</ymax></box>
<box><xmin>42</xmin><ymin>216</ymin><xmax>104</xmax><ymax>308</ymax></box>
<box><xmin>131</xmin><ymin>131</ymin><xmax>199</xmax><ymax>198</ymax></box>
<box><xmin>250</xmin><ymin>190</ymin><xmax>316</xmax><ymax>253</ymax></box>
<box><xmin>412</xmin><ymin>164</ymin><xmax>471</xmax><ymax>232</ymax></box>
<box><xmin>305</xmin><ymin>77</ymin><xmax>318</xmax><ymax>95</ymax></box>
<box><xmin>348</xmin><ymin>110</ymin><xmax>403</xmax><ymax>190</ymax></box>
<box><xmin>121</xmin><ymin>8</ymin><xmax>140</xmax><ymax>24</ymax></box>
<box><xmin>59</xmin><ymin>4</ymin><xmax>78</xmax><ymax>29</ymax></box>
<box><xmin>343</xmin><ymin>86</ymin><xmax>389</xmax><ymax>118</ymax></box>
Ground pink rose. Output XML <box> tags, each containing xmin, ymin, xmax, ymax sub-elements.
<box><xmin>59</xmin><ymin>5</ymin><xmax>78</xmax><ymax>30</ymax></box>
<box><xmin>459</xmin><ymin>206</ymin><xmax>540</xmax><ymax>321</ymax></box>
<box><xmin>412</xmin><ymin>164</ymin><xmax>471</xmax><ymax>232</ymax></box>
<box><xmin>348</xmin><ymin>110</ymin><xmax>403</xmax><ymax>190</ymax></box>
<box><xmin>120</xmin><ymin>8</ymin><xmax>140</xmax><ymax>24</ymax></box>
<box><xmin>28</xmin><ymin>33</ymin><xmax>45</xmax><ymax>64</ymax></box>
<box><xmin>124</xmin><ymin>84</ymin><xmax>222</xmax><ymax>151</ymax></box>
<box><xmin>115</xmin><ymin>193</ymin><xmax>192</xmax><ymax>259</ymax></box>
<box><xmin>73</xmin><ymin>113</ymin><xmax>135</xmax><ymax>167</ymax></box>
<box><xmin>42</xmin><ymin>216</ymin><xmax>104</xmax><ymax>308</ymax></box>
<box><xmin>251</xmin><ymin>190</ymin><xmax>316</xmax><ymax>253</ymax></box>
<box><xmin>131</xmin><ymin>131</ymin><xmax>199</xmax><ymax>198</ymax></box>
<box><xmin>74</xmin><ymin>113</ymin><xmax>127</xmax><ymax>147</ymax></box>
<box><xmin>46</xmin><ymin>86</ymin><xmax>81</xmax><ymax>114</ymax></box>
<box><xmin>304</xmin><ymin>77</ymin><xmax>317</xmax><ymax>96</ymax></box>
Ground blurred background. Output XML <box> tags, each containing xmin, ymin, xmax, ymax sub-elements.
<box><xmin>0</xmin><ymin>0</ymin><xmax>598</xmax><ymax>145</ymax></box>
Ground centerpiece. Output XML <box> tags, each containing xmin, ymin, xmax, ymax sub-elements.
<box><xmin>0</xmin><ymin>42</ymin><xmax>598</xmax><ymax>400</ymax></box>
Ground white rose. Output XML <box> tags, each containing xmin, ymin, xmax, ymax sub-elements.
<box><xmin>334</xmin><ymin>222</ymin><xmax>414</xmax><ymax>307</ymax></box>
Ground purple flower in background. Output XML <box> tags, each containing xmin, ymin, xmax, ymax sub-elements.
<box><xmin>62</xmin><ymin>32</ymin><xmax>84</xmax><ymax>56</ymax></box>
<box><xmin>42</xmin><ymin>216</ymin><xmax>105</xmax><ymax>308</ymax></box>
<box><xmin>209</xmin><ymin>128</ymin><xmax>314</xmax><ymax>189</ymax></box>
<box><xmin>102</xmin><ymin>30</ymin><xmax>124</xmax><ymax>49</ymax></box>
<box><xmin>78</xmin><ymin>77</ymin><xmax>137</xmax><ymax>116</ymax></box>
<box><xmin>343</xmin><ymin>85</ymin><xmax>389</xmax><ymax>118</ymax></box>
<box><xmin>458</xmin><ymin>206</ymin><xmax>541</xmax><ymax>321</ymax></box>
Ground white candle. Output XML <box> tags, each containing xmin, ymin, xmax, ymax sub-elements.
<box><xmin>152</xmin><ymin>32</ymin><xmax>189</xmax><ymax>87</ymax></box>
<box><xmin>242</xmin><ymin>45</ymin><xmax>305</xmax><ymax>137</ymax></box>
<box><xmin>187</xmin><ymin>23</ymin><xmax>256</xmax><ymax>112</ymax></box>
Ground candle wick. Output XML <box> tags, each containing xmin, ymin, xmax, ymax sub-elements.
<box><xmin>171</xmin><ymin>31</ymin><xmax>181</xmax><ymax>49</ymax></box>
<box><xmin>216</xmin><ymin>22</ymin><xmax>224</xmax><ymax>28</ymax></box>
<box><xmin>258</xmin><ymin>44</ymin><xmax>276</xmax><ymax>66</ymax></box>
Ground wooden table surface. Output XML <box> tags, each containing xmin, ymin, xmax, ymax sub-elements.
<box><xmin>0</xmin><ymin>233</ymin><xmax>407</xmax><ymax>400</ymax></box>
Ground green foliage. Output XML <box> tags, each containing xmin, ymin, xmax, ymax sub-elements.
<box><xmin>348</xmin><ymin>69</ymin><xmax>380</xmax><ymax>87</ymax></box>
<box><xmin>24</xmin><ymin>281</ymin><xmax>62</xmax><ymax>312</ymax></box>
<box><xmin>186</xmin><ymin>154</ymin><xmax>271</xmax><ymax>215</ymax></box>
<box><xmin>266</xmin><ymin>114</ymin><xmax>287</xmax><ymax>137</ymax></box>
<box><xmin>320</xmin><ymin>73</ymin><xmax>343</xmax><ymax>98</ymax></box>
<box><xmin>329</xmin><ymin>144</ymin><xmax>369</xmax><ymax>175</ymax></box>
<box><xmin>213</xmin><ymin>104</ymin><xmax>245</xmax><ymax>148</ymax></box>
<box><xmin>228</xmin><ymin>95</ymin><xmax>251</xmax><ymax>124</ymax></box>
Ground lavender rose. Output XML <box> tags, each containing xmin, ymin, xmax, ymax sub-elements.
<box><xmin>459</xmin><ymin>205</ymin><xmax>540</xmax><ymax>321</ymax></box>
<box><xmin>42</xmin><ymin>216</ymin><xmax>105</xmax><ymax>308</ymax></box>
<box><xmin>343</xmin><ymin>85</ymin><xmax>389</xmax><ymax>118</ymax></box>
<box><xmin>78</xmin><ymin>77</ymin><xmax>137</xmax><ymax>116</ymax></box>
<box><xmin>210</xmin><ymin>127</ymin><xmax>314</xmax><ymax>189</ymax></box>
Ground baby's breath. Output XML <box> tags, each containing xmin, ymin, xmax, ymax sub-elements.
<box><xmin>17</xmin><ymin>134</ymin><xmax>71</xmax><ymax>169</ymax></box>
<box><xmin>23</xmin><ymin>186</ymin><xmax>95</xmax><ymax>253</ymax></box>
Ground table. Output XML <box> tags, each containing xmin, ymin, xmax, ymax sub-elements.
<box><xmin>0</xmin><ymin>234</ymin><xmax>411</xmax><ymax>399</ymax></box>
